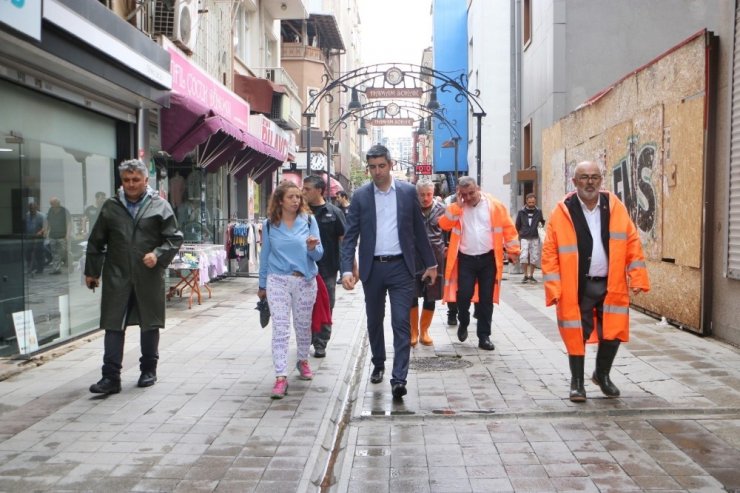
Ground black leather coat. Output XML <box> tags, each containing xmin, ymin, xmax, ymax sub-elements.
<box><xmin>85</xmin><ymin>191</ymin><xmax>183</xmax><ymax>331</ymax></box>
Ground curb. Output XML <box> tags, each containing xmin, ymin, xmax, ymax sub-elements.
<box><xmin>300</xmin><ymin>300</ymin><xmax>368</xmax><ymax>492</ymax></box>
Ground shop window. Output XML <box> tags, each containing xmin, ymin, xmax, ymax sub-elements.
<box><xmin>0</xmin><ymin>79</ymin><xmax>115</xmax><ymax>356</ymax></box>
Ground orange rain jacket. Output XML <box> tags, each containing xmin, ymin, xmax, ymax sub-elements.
<box><xmin>438</xmin><ymin>193</ymin><xmax>520</xmax><ymax>304</ymax></box>
<box><xmin>541</xmin><ymin>191</ymin><xmax>650</xmax><ymax>355</ymax></box>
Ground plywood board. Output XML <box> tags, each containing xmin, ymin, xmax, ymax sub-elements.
<box><xmin>541</xmin><ymin>123</ymin><xmax>564</xmax><ymax>215</ymax></box>
<box><xmin>632</xmin><ymin>260</ymin><xmax>701</xmax><ymax>330</ymax></box>
<box><xmin>564</xmin><ymin>135</ymin><xmax>606</xmax><ymax>195</ymax></box>
<box><xmin>661</xmin><ymin>97</ymin><xmax>705</xmax><ymax>268</ymax></box>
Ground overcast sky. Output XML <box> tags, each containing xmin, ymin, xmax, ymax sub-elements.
<box><xmin>358</xmin><ymin>0</ymin><xmax>432</xmax><ymax>66</ymax></box>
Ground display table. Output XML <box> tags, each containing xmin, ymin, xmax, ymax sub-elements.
<box><xmin>166</xmin><ymin>245</ymin><xmax>225</xmax><ymax>308</ymax></box>
<box><xmin>167</xmin><ymin>261</ymin><xmax>212</xmax><ymax>309</ymax></box>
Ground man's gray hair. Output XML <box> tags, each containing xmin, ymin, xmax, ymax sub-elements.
<box><xmin>416</xmin><ymin>178</ymin><xmax>435</xmax><ymax>192</ymax></box>
<box><xmin>457</xmin><ymin>176</ymin><xmax>478</xmax><ymax>188</ymax></box>
<box><xmin>118</xmin><ymin>159</ymin><xmax>149</xmax><ymax>177</ymax></box>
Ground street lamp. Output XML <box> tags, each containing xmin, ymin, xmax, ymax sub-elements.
<box><xmin>442</xmin><ymin>136</ymin><xmax>460</xmax><ymax>193</ymax></box>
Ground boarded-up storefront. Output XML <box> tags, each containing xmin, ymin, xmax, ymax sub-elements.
<box><xmin>541</xmin><ymin>30</ymin><xmax>718</xmax><ymax>333</ymax></box>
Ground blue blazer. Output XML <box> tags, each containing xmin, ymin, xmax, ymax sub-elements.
<box><xmin>341</xmin><ymin>180</ymin><xmax>437</xmax><ymax>283</ymax></box>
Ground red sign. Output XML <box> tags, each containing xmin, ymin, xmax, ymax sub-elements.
<box><xmin>366</xmin><ymin>87</ymin><xmax>423</xmax><ymax>98</ymax></box>
<box><xmin>416</xmin><ymin>164</ymin><xmax>433</xmax><ymax>175</ymax></box>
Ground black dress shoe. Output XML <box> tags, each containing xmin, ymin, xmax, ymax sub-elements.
<box><xmin>457</xmin><ymin>321</ymin><xmax>468</xmax><ymax>342</ymax></box>
<box><xmin>391</xmin><ymin>383</ymin><xmax>407</xmax><ymax>399</ymax></box>
<box><xmin>370</xmin><ymin>367</ymin><xmax>384</xmax><ymax>384</ymax></box>
<box><xmin>313</xmin><ymin>347</ymin><xmax>326</xmax><ymax>358</ymax></box>
<box><xmin>446</xmin><ymin>314</ymin><xmax>457</xmax><ymax>326</ymax></box>
<box><xmin>137</xmin><ymin>371</ymin><xmax>157</xmax><ymax>388</ymax></box>
<box><xmin>89</xmin><ymin>377</ymin><xmax>121</xmax><ymax>394</ymax></box>
<box><xmin>478</xmin><ymin>337</ymin><xmax>495</xmax><ymax>351</ymax></box>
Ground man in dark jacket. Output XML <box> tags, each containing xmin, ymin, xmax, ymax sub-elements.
<box><xmin>86</xmin><ymin>159</ymin><xmax>183</xmax><ymax>394</ymax></box>
<box><xmin>515</xmin><ymin>193</ymin><xmax>545</xmax><ymax>283</ymax></box>
<box><xmin>303</xmin><ymin>174</ymin><xmax>347</xmax><ymax>358</ymax></box>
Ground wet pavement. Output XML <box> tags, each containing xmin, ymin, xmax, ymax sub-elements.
<box><xmin>0</xmin><ymin>274</ymin><xmax>739</xmax><ymax>492</ymax></box>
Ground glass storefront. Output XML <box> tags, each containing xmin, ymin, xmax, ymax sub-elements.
<box><xmin>0</xmin><ymin>79</ymin><xmax>116</xmax><ymax>356</ymax></box>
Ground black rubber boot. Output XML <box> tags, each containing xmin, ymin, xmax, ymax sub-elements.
<box><xmin>592</xmin><ymin>340</ymin><xmax>621</xmax><ymax>397</ymax></box>
<box><xmin>568</xmin><ymin>355</ymin><xmax>586</xmax><ymax>402</ymax></box>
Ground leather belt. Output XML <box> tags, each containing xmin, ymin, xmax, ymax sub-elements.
<box><xmin>585</xmin><ymin>275</ymin><xmax>607</xmax><ymax>281</ymax></box>
<box><xmin>373</xmin><ymin>254</ymin><xmax>403</xmax><ymax>263</ymax></box>
<box><xmin>458</xmin><ymin>250</ymin><xmax>493</xmax><ymax>259</ymax></box>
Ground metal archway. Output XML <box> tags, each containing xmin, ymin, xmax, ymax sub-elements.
<box><xmin>302</xmin><ymin>63</ymin><xmax>486</xmax><ymax>183</ymax></box>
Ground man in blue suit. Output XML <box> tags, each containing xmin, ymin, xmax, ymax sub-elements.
<box><xmin>341</xmin><ymin>145</ymin><xmax>438</xmax><ymax>399</ymax></box>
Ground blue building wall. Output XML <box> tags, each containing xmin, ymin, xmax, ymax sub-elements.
<box><xmin>432</xmin><ymin>0</ymin><xmax>468</xmax><ymax>175</ymax></box>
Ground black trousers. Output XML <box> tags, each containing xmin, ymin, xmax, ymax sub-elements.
<box><xmin>456</xmin><ymin>251</ymin><xmax>496</xmax><ymax>338</ymax></box>
<box><xmin>579</xmin><ymin>278</ymin><xmax>607</xmax><ymax>341</ymax></box>
<box><xmin>101</xmin><ymin>293</ymin><xmax>160</xmax><ymax>379</ymax></box>
<box><xmin>102</xmin><ymin>329</ymin><xmax>159</xmax><ymax>380</ymax></box>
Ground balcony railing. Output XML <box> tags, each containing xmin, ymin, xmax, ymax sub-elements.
<box><xmin>281</xmin><ymin>43</ymin><xmax>324</xmax><ymax>63</ymax></box>
<box><xmin>251</xmin><ymin>67</ymin><xmax>299</xmax><ymax>96</ymax></box>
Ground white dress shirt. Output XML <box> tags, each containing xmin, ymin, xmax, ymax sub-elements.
<box><xmin>578</xmin><ymin>196</ymin><xmax>608</xmax><ymax>277</ymax></box>
<box><xmin>373</xmin><ymin>178</ymin><xmax>401</xmax><ymax>256</ymax></box>
<box><xmin>459</xmin><ymin>196</ymin><xmax>493</xmax><ymax>255</ymax></box>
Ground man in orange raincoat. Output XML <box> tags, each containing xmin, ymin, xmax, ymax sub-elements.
<box><xmin>439</xmin><ymin>176</ymin><xmax>520</xmax><ymax>351</ymax></box>
<box><xmin>542</xmin><ymin>161</ymin><xmax>650</xmax><ymax>402</ymax></box>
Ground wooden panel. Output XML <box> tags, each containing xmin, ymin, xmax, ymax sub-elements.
<box><xmin>633</xmin><ymin>260</ymin><xmax>701</xmax><ymax>330</ymax></box>
<box><xmin>662</xmin><ymin>98</ymin><xmax>705</xmax><ymax>267</ymax></box>
<box><xmin>541</xmin><ymin>122</ymin><xmax>563</xmax><ymax>214</ymax></box>
<box><xmin>539</xmin><ymin>33</ymin><xmax>709</xmax><ymax>332</ymax></box>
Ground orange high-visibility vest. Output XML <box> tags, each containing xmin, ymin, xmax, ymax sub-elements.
<box><xmin>439</xmin><ymin>193</ymin><xmax>520</xmax><ymax>304</ymax></box>
<box><xmin>541</xmin><ymin>191</ymin><xmax>650</xmax><ymax>356</ymax></box>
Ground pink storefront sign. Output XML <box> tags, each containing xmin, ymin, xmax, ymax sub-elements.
<box><xmin>166</xmin><ymin>40</ymin><xmax>250</xmax><ymax>132</ymax></box>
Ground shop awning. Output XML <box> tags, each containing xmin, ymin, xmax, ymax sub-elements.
<box><xmin>233</xmin><ymin>74</ymin><xmax>286</xmax><ymax>115</ymax></box>
<box><xmin>160</xmin><ymin>92</ymin><xmax>286</xmax><ymax>173</ymax></box>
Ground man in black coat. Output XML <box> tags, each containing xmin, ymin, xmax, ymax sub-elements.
<box><xmin>86</xmin><ymin>159</ymin><xmax>183</xmax><ymax>394</ymax></box>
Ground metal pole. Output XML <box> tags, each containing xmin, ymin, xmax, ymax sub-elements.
<box><xmin>325</xmin><ymin>132</ymin><xmax>332</xmax><ymax>201</ymax></box>
<box><xmin>454</xmin><ymin>136</ymin><xmax>459</xmax><ymax>181</ymax></box>
<box><xmin>474</xmin><ymin>113</ymin><xmax>485</xmax><ymax>184</ymax></box>
<box><xmin>305</xmin><ymin>114</ymin><xmax>313</xmax><ymax>176</ymax></box>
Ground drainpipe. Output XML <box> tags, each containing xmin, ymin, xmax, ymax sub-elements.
<box><xmin>510</xmin><ymin>0</ymin><xmax>521</xmax><ymax>214</ymax></box>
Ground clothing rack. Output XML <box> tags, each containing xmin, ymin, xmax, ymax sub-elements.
<box><xmin>219</xmin><ymin>218</ymin><xmax>264</xmax><ymax>278</ymax></box>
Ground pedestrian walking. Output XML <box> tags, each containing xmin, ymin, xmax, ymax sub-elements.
<box><xmin>302</xmin><ymin>175</ymin><xmax>347</xmax><ymax>358</ymax></box>
<box><xmin>542</xmin><ymin>160</ymin><xmax>650</xmax><ymax>402</ymax></box>
<box><xmin>258</xmin><ymin>181</ymin><xmax>323</xmax><ymax>399</ymax></box>
<box><xmin>86</xmin><ymin>159</ymin><xmax>183</xmax><ymax>394</ymax></box>
<box><xmin>46</xmin><ymin>196</ymin><xmax>71</xmax><ymax>274</ymax></box>
<box><xmin>340</xmin><ymin>144</ymin><xmax>437</xmax><ymax>400</ymax></box>
<box><xmin>439</xmin><ymin>176</ymin><xmax>520</xmax><ymax>351</ymax></box>
<box><xmin>410</xmin><ymin>179</ymin><xmax>447</xmax><ymax>347</ymax></box>
<box><xmin>515</xmin><ymin>193</ymin><xmax>546</xmax><ymax>283</ymax></box>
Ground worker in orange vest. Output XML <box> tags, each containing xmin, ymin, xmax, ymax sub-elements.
<box><xmin>439</xmin><ymin>176</ymin><xmax>520</xmax><ymax>351</ymax></box>
<box><xmin>542</xmin><ymin>161</ymin><xmax>650</xmax><ymax>402</ymax></box>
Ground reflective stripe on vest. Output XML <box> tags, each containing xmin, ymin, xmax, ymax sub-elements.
<box><xmin>558</xmin><ymin>319</ymin><xmax>581</xmax><ymax>328</ymax></box>
<box><xmin>610</xmin><ymin>231</ymin><xmax>627</xmax><ymax>240</ymax></box>
<box><xmin>452</xmin><ymin>227</ymin><xmax>461</xmax><ymax>236</ymax></box>
<box><xmin>627</xmin><ymin>260</ymin><xmax>646</xmax><ymax>271</ymax></box>
<box><xmin>558</xmin><ymin>245</ymin><xmax>578</xmax><ymax>254</ymax></box>
<box><xmin>543</xmin><ymin>273</ymin><xmax>560</xmax><ymax>281</ymax></box>
<box><xmin>492</xmin><ymin>226</ymin><xmax>503</xmax><ymax>233</ymax></box>
<box><xmin>604</xmin><ymin>304</ymin><xmax>629</xmax><ymax>314</ymax></box>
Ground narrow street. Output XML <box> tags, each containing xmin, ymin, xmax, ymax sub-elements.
<box><xmin>1</xmin><ymin>276</ymin><xmax>739</xmax><ymax>492</ymax></box>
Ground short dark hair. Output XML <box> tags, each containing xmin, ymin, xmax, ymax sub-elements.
<box><xmin>525</xmin><ymin>193</ymin><xmax>536</xmax><ymax>201</ymax></box>
<box><xmin>336</xmin><ymin>191</ymin><xmax>348</xmax><ymax>199</ymax></box>
<box><xmin>303</xmin><ymin>174</ymin><xmax>326</xmax><ymax>193</ymax></box>
<box><xmin>366</xmin><ymin>144</ymin><xmax>391</xmax><ymax>162</ymax></box>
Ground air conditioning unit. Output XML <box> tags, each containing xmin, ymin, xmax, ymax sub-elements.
<box><xmin>152</xmin><ymin>0</ymin><xmax>199</xmax><ymax>53</ymax></box>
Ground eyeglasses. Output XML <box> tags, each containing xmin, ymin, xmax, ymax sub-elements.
<box><xmin>577</xmin><ymin>174</ymin><xmax>602</xmax><ymax>182</ymax></box>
